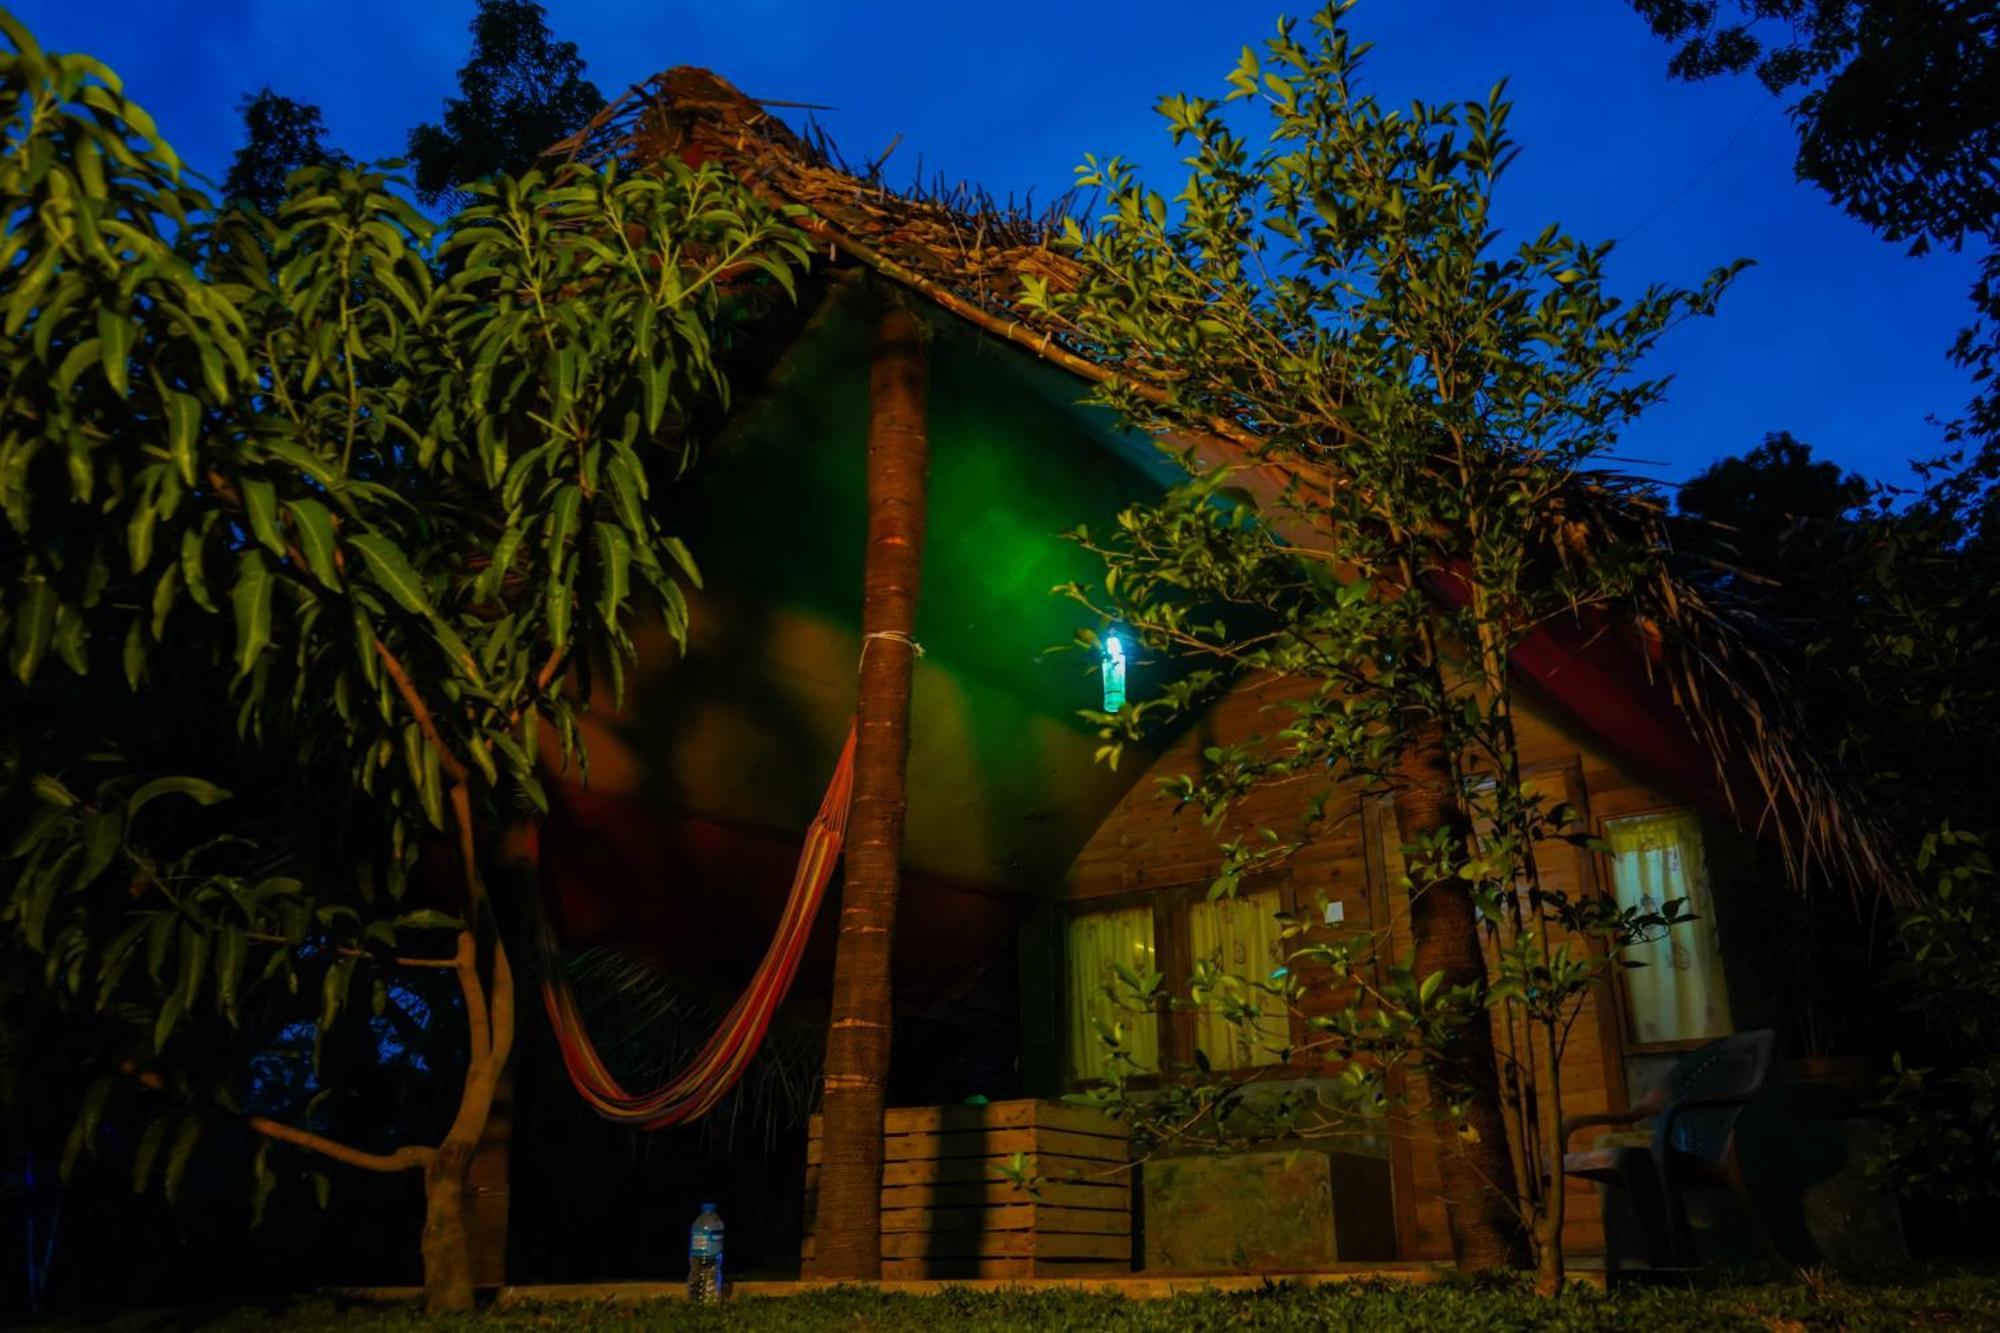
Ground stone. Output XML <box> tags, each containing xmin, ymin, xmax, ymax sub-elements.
<box><xmin>1141</xmin><ymin>1150</ymin><xmax>1338</xmax><ymax>1273</ymax></box>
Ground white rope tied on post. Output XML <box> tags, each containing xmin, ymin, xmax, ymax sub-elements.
<box><xmin>858</xmin><ymin>629</ymin><xmax>924</xmax><ymax>670</ymax></box>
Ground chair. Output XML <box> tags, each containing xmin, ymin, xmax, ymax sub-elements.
<box><xmin>1561</xmin><ymin>1028</ymin><xmax>1778</xmax><ymax>1269</ymax></box>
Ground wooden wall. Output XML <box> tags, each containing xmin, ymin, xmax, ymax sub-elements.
<box><xmin>1061</xmin><ymin>670</ymin><xmax>1709</xmax><ymax>1260</ymax></box>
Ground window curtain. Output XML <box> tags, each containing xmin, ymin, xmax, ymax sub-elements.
<box><xmin>1186</xmin><ymin>888</ymin><xmax>1287</xmax><ymax>1069</ymax></box>
<box><xmin>1065</xmin><ymin>906</ymin><xmax>1160</xmax><ymax>1080</ymax></box>
<box><xmin>1605</xmin><ymin>810</ymin><xmax>1734</xmax><ymax>1045</ymax></box>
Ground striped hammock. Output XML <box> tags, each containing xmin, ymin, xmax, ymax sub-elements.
<box><xmin>539</xmin><ymin>724</ymin><xmax>857</xmax><ymax>1128</ymax></box>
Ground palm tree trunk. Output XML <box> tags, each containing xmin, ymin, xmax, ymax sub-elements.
<box><xmin>810</xmin><ymin>303</ymin><xmax>928</xmax><ymax>1280</ymax></box>
<box><xmin>1393</xmin><ymin>724</ymin><xmax>1531</xmax><ymax>1271</ymax></box>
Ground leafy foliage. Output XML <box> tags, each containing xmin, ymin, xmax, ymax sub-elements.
<box><xmin>1875</xmin><ymin>827</ymin><xmax>2000</xmax><ymax>1202</ymax></box>
<box><xmin>1677</xmin><ymin>431</ymin><xmax>1868</xmax><ymax>570</ymax></box>
<box><xmin>0</xmin><ymin>5</ymin><xmax>808</xmax><ymax>1289</ymax></box>
<box><xmin>1026</xmin><ymin>2</ymin><xmax>1737</xmax><ymax>1282</ymax></box>
<box><xmin>1628</xmin><ymin>0</ymin><xmax>1999</xmax><ymax>253</ymax></box>
<box><xmin>222</xmin><ymin>89</ymin><xmax>349</xmax><ymax>218</ymax></box>
<box><xmin>405</xmin><ymin>0</ymin><xmax>605</xmax><ymax>209</ymax></box>
<box><xmin>1679</xmin><ymin>430</ymin><xmax>2000</xmax><ymax>1197</ymax></box>
<box><xmin>1632</xmin><ymin>1</ymin><xmax>2000</xmax><ymax>607</ymax></box>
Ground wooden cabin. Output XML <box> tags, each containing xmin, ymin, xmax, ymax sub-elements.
<box><xmin>504</xmin><ymin>69</ymin><xmax>1879</xmax><ymax>1281</ymax></box>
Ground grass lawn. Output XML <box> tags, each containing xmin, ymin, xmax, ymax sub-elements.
<box><xmin>81</xmin><ymin>1269</ymin><xmax>2000</xmax><ymax>1331</ymax></box>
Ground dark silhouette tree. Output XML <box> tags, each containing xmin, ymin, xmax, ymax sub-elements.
<box><xmin>1633</xmin><ymin>3</ymin><xmax>2000</xmax><ymax>602</ymax></box>
<box><xmin>222</xmin><ymin>89</ymin><xmax>349</xmax><ymax>217</ymax></box>
<box><xmin>406</xmin><ymin>0</ymin><xmax>605</xmax><ymax>208</ymax></box>
<box><xmin>1627</xmin><ymin>1</ymin><xmax>1998</xmax><ymax>253</ymax></box>
<box><xmin>1673</xmin><ymin>432</ymin><xmax>2000</xmax><ymax>1205</ymax></box>
<box><xmin>1677</xmin><ymin>431</ymin><xmax>1868</xmax><ymax>570</ymax></box>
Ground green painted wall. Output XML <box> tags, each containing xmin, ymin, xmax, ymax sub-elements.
<box><xmin>580</xmin><ymin>287</ymin><xmax>1173</xmax><ymax>895</ymax></box>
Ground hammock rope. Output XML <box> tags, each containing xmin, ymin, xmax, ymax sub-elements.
<box><xmin>538</xmin><ymin>723</ymin><xmax>857</xmax><ymax>1128</ymax></box>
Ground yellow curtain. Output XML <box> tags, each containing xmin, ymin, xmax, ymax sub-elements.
<box><xmin>1605</xmin><ymin>809</ymin><xmax>1733</xmax><ymax>1045</ymax></box>
<box><xmin>1065</xmin><ymin>906</ymin><xmax>1160</xmax><ymax>1080</ymax></box>
<box><xmin>1186</xmin><ymin>888</ymin><xmax>1287</xmax><ymax>1070</ymax></box>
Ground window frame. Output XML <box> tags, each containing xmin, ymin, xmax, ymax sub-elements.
<box><xmin>1057</xmin><ymin>872</ymin><xmax>1301</xmax><ymax>1091</ymax></box>
<box><xmin>1593</xmin><ymin>801</ymin><xmax>1737</xmax><ymax>1054</ymax></box>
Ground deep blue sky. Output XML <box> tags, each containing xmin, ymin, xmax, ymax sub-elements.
<box><xmin>14</xmin><ymin>0</ymin><xmax>1982</xmax><ymax>486</ymax></box>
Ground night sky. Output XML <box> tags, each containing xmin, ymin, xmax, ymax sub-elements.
<box><xmin>14</xmin><ymin>0</ymin><xmax>1982</xmax><ymax>487</ymax></box>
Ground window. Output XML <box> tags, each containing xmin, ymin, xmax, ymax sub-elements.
<box><xmin>1604</xmin><ymin>809</ymin><xmax>1734</xmax><ymax>1046</ymax></box>
<box><xmin>1064</xmin><ymin>885</ymin><xmax>1292</xmax><ymax>1081</ymax></box>
<box><xmin>1187</xmin><ymin>888</ymin><xmax>1288</xmax><ymax>1070</ymax></box>
<box><xmin>1064</xmin><ymin>904</ymin><xmax>1159</xmax><ymax>1081</ymax></box>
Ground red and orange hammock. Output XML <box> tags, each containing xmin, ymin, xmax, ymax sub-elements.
<box><xmin>538</xmin><ymin>724</ymin><xmax>857</xmax><ymax>1128</ymax></box>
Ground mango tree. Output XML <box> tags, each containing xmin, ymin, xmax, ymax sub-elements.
<box><xmin>0</xmin><ymin>14</ymin><xmax>806</xmax><ymax>1311</ymax></box>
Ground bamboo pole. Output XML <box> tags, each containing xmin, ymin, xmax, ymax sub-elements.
<box><xmin>808</xmin><ymin>303</ymin><xmax>929</xmax><ymax>1280</ymax></box>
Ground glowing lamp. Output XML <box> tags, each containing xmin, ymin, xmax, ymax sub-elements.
<box><xmin>1101</xmin><ymin>630</ymin><xmax>1128</xmax><ymax>713</ymax></box>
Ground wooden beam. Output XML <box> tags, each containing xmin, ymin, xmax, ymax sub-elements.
<box><xmin>808</xmin><ymin>303</ymin><xmax>929</xmax><ymax>1280</ymax></box>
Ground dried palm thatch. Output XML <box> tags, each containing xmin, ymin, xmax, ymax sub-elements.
<box><xmin>548</xmin><ymin>70</ymin><xmax>1902</xmax><ymax>899</ymax></box>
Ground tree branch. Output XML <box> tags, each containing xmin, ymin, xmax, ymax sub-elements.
<box><xmin>371</xmin><ymin>636</ymin><xmax>471</xmax><ymax>786</ymax></box>
<box><xmin>247</xmin><ymin>1116</ymin><xmax>434</xmax><ymax>1174</ymax></box>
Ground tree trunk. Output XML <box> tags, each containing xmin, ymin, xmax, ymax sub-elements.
<box><xmin>810</xmin><ymin>304</ymin><xmax>929</xmax><ymax>1280</ymax></box>
<box><xmin>422</xmin><ymin>1143</ymin><xmax>477</xmax><ymax>1313</ymax></box>
<box><xmin>464</xmin><ymin>1057</ymin><xmax>514</xmax><ymax>1289</ymax></box>
<box><xmin>1392</xmin><ymin>725</ymin><xmax>1531</xmax><ymax>1271</ymax></box>
<box><xmin>1532</xmin><ymin>1020</ymin><xmax>1567</xmax><ymax>1293</ymax></box>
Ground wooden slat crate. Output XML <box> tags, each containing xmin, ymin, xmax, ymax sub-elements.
<box><xmin>803</xmin><ymin>1099</ymin><xmax>1133</xmax><ymax>1279</ymax></box>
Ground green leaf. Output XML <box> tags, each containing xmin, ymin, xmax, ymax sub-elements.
<box><xmin>215</xmin><ymin>925</ymin><xmax>246</xmax><ymax>1025</ymax></box>
<box><xmin>393</xmin><ymin>909</ymin><xmax>464</xmax><ymax>931</ymax></box>
<box><xmin>545</xmin><ymin>571</ymin><xmax>572</xmax><ymax>649</ymax></box>
<box><xmin>162</xmin><ymin>1116</ymin><xmax>203</xmax><ymax>1202</ymax></box>
<box><xmin>232</xmin><ymin>550</ymin><xmax>274</xmax><ymax>676</ymax></box>
<box><xmin>166</xmin><ymin>392</ymin><xmax>201</xmax><ymax>486</ymax></box>
<box><xmin>241</xmin><ymin>478</ymin><xmax>285</xmax><ymax>557</ymax></box>
<box><xmin>11</xmin><ymin>578</ymin><xmax>57</xmax><ymax>683</ymax></box>
<box><xmin>661</xmin><ymin>536</ymin><xmax>702</xmax><ymax>590</ymax></box>
<box><xmin>132</xmin><ymin>1118</ymin><xmax>169</xmax><ymax>1194</ymax></box>
<box><xmin>606</xmin><ymin>453</ymin><xmax>646</xmax><ymax>534</ymax></box>
<box><xmin>180</xmin><ymin>528</ymin><xmax>216</xmax><ymax>613</ymax></box>
<box><xmin>176</xmin><ymin>922</ymin><xmax>208</xmax><ymax>1017</ymax></box>
<box><xmin>153</xmin><ymin>987</ymin><xmax>184</xmax><ymax>1052</ymax></box>
<box><xmin>348</xmin><ymin>532</ymin><xmax>430</xmax><ymax>614</ymax></box>
<box><xmin>285</xmin><ymin>498</ymin><xmax>343</xmax><ymax>591</ymax></box>
<box><xmin>127</xmin><ymin>491</ymin><xmax>159</xmax><ymax>574</ymax></box>
<box><xmin>546</xmin><ymin>484</ymin><xmax>583</xmax><ymax>572</ymax></box>
<box><xmin>55</xmin><ymin>338</ymin><xmax>103</xmax><ymax>396</ymax></box>
<box><xmin>593</xmin><ymin>522</ymin><xmax>631</xmax><ymax>624</ymax></box>
<box><xmin>77</xmin><ymin>810</ymin><xmax>122</xmax><ymax>887</ymax></box>
<box><xmin>127</xmin><ymin>776</ymin><xmax>232</xmax><ymax>820</ymax></box>
<box><xmin>477</xmin><ymin>525</ymin><xmax>526</xmax><ymax>601</ymax></box>
<box><xmin>123</xmin><ymin>619</ymin><xmax>147</xmax><ymax>689</ymax></box>
<box><xmin>29</xmin><ymin>774</ymin><xmax>77</xmax><ymax>808</ymax></box>
<box><xmin>150</xmin><ymin>563</ymin><xmax>180</xmax><ymax>639</ymax></box>
<box><xmin>261</xmin><ymin>440</ymin><xmax>341</xmax><ymax>490</ymax></box>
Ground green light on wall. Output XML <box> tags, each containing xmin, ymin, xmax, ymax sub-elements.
<box><xmin>1102</xmin><ymin>630</ymin><xmax>1128</xmax><ymax>713</ymax></box>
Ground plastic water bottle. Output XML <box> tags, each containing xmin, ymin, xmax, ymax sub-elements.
<box><xmin>687</xmin><ymin>1202</ymin><xmax>725</xmax><ymax>1302</ymax></box>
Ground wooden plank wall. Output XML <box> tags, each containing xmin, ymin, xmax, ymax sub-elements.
<box><xmin>1063</xmin><ymin>671</ymin><xmax>1695</xmax><ymax>1259</ymax></box>
<box><xmin>803</xmin><ymin>1100</ymin><xmax>1134</xmax><ymax>1279</ymax></box>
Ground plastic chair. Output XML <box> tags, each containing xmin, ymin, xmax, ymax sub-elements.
<box><xmin>1561</xmin><ymin>1028</ymin><xmax>1779</xmax><ymax>1269</ymax></box>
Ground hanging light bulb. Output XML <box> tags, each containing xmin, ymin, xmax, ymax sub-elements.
<box><xmin>1101</xmin><ymin>630</ymin><xmax>1128</xmax><ymax>713</ymax></box>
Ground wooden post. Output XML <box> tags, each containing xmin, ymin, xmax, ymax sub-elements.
<box><xmin>809</xmin><ymin>304</ymin><xmax>928</xmax><ymax>1280</ymax></box>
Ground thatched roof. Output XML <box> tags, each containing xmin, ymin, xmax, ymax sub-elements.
<box><xmin>551</xmin><ymin>69</ymin><xmax>1902</xmax><ymax>898</ymax></box>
